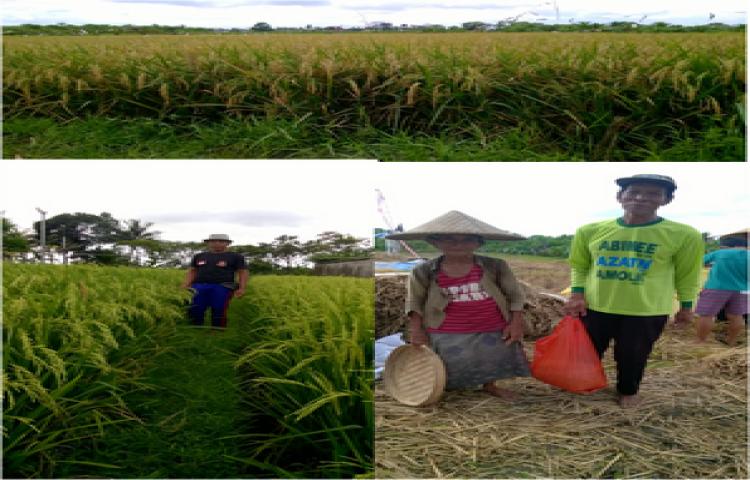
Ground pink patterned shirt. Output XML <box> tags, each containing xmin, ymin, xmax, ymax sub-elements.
<box><xmin>426</xmin><ymin>264</ymin><xmax>507</xmax><ymax>333</ymax></box>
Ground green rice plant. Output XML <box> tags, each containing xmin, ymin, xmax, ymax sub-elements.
<box><xmin>3</xmin><ymin>32</ymin><xmax>745</xmax><ymax>159</ymax></box>
<box><xmin>233</xmin><ymin>276</ymin><xmax>373</xmax><ymax>478</ymax></box>
<box><xmin>2</xmin><ymin>263</ymin><xmax>188</xmax><ymax>477</ymax></box>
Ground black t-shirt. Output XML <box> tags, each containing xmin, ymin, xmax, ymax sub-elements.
<box><xmin>190</xmin><ymin>252</ymin><xmax>247</xmax><ymax>284</ymax></box>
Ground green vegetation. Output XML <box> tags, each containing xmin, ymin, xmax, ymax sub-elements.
<box><xmin>3</xmin><ymin>22</ymin><xmax>745</xmax><ymax>36</ymax></box>
<box><xmin>234</xmin><ymin>276</ymin><xmax>373</xmax><ymax>478</ymax></box>
<box><xmin>3</xmin><ymin>210</ymin><xmax>370</xmax><ymax>270</ymax></box>
<box><xmin>2</xmin><ymin>218</ymin><xmax>30</xmax><ymax>255</ymax></box>
<box><xmin>4</xmin><ymin>32</ymin><xmax>745</xmax><ymax>160</ymax></box>
<box><xmin>375</xmin><ymin>234</ymin><xmax>575</xmax><ymax>258</ymax></box>
<box><xmin>3</xmin><ymin>117</ymin><xmax>584</xmax><ymax>160</ymax></box>
<box><xmin>3</xmin><ymin>264</ymin><xmax>373</xmax><ymax>478</ymax></box>
<box><xmin>376</xmin><ymin>232</ymin><xmax>721</xmax><ymax>258</ymax></box>
<box><xmin>3</xmin><ymin>265</ymin><xmax>188</xmax><ymax>477</ymax></box>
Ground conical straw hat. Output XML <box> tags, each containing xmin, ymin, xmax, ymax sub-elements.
<box><xmin>385</xmin><ymin>210</ymin><xmax>525</xmax><ymax>241</ymax></box>
<box><xmin>384</xmin><ymin>345</ymin><xmax>446</xmax><ymax>407</ymax></box>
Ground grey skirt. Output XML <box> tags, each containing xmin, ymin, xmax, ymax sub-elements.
<box><xmin>428</xmin><ymin>331</ymin><xmax>531</xmax><ymax>390</ymax></box>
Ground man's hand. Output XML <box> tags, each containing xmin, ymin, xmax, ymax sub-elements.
<box><xmin>503</xmin><ymin>315</ymin><xmax>524</xmax><ymax>345</ymax></box>
<box><xmin>234</xmin><ymin>288</ymin><xmax>246</xmax><ymax>298</ymax></box>
<box><xmin>673</xmin><ymin>309</ymin><xmax>694</xmax><ymax>327</ymax></box>
<box><xmin>565</xmin><ymin>292</ymin><xmax>588</xmax><ymax>317</ymax></box>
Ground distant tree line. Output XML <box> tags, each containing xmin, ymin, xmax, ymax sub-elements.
<box><xmin>4</xmin><ymin>21</ymin><xmax>744</xmax><ymax>36</ymax></box>
<box><xmin>374</xmin><ymin>229</ymin><xmax>722</xmax><ymax>258</ymax></box>
<box><xmin>2</xmin><ymin>213</ymin><xmax>370</xmax><ymax>273</ymax></box>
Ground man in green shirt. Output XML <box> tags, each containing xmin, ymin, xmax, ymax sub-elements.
<box><xmin>565</xmin><ymin>174</ymin><xmax>703</xmax><ymax>408</ymax></box>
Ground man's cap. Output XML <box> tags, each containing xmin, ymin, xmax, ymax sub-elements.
<box><xmin>720</xmin><ymin>236</ymin><xmax>748</xmax><ymax>248</ymax></box>
<box><xmin>719</xmin><ymin>228</ymin><xmax>749</xmax><ymax>247</ymax></box>
<box><xmin>385</xmin><ymin>210</ymin><xmax>525</xmax><ymax>241</ymax></box>
<box><xmin>204</xmin><ymin>233</ymin><xmax>232</xmax><ymax>243</ymax></box>
<box><xmin>616</xmin><ymin>174</ymin><xmax>677</xmax><ymax>192</ymax></box>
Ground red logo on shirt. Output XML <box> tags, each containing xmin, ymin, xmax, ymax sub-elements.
<box><xmin>197</xmin><ymin>260</ymin><xmax>206</xmax><ymax>266</ymax></box>
<box><xmin>217</xmin><ymin>260</ymin><xmax>227</xmax><ymax>267</ymax></box>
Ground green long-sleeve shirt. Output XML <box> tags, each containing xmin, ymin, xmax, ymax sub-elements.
<box><xmin>569</xmin><ymin>217</ymin><xmax>703</xmax><ymax>316</ymax></box>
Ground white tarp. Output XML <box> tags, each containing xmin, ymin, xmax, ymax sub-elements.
<box><xmin>375</xmin><ymin>333</ymin><xmax>406</xmax><ymax>379</ymax></box>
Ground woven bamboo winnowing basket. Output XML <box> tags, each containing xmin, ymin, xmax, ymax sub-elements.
<box><xmin>383</xmin><ymin>345</ymin><xmax>446</xmax><ymax>407</ymax></box>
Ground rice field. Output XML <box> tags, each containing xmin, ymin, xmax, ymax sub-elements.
<box><xmin>2</xmin><ymin>264</ymin><xmax>189</xmax><ymax>477</ymax></box>
<box><xmin>234</xmin><ymin>275</ymin><xmax>374</xmax><ymax>478</ymax></box>
<box><xmin>3</xmin><ymin>32</ymin><xmax>745</xmax><ymax>160</ymax></box>
<box><xmin>2</xmin><ymin>264</ymin><xmax>373</xmax><ymax>478</ymax></box>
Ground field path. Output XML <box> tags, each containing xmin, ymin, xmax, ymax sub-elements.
<box><xmin>61</xmin><ymin>323</ymin><xmax>251</xmax><ymax>478</ymax></box>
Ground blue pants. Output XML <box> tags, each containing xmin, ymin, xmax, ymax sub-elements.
<box><xmin>188</xmin><ymin>283</ymin><xmax>234</xmax><ymax>328</ymax></box>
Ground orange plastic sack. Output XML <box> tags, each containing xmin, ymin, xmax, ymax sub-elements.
<box><xmin>531</xmin><ymin>315</ymin><xmax>607</xmax><ymax>394</ymax></box>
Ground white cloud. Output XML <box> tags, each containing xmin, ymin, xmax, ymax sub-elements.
<box><xmin>3</xmin><ymin>0</ymin><xmax>745</xmax><ymax>27</ymax></box>
<box><xmin>0</xmin><ymin>160</ymin><xmax>378</xmax><ymax>244</ymax></box>
<box><xmin>373</xmin><ymin>163</ymin><xmax>749</xmax><ymax>237</ymax></box>
<box><xmin>3</xmin><ymin>161</ymin><xmax>746</xmax><ymax>245</ymax></box>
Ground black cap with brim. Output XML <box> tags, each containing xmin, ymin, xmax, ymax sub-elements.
<box><xmin>616</xmin><ymin>174</ymin><xmax>677</xmax><ymax>192</ymax></box>
<box><xmin>720</xmin><ymin>228</ymin><xmax>749</xmax><ymax>247</ymax></box>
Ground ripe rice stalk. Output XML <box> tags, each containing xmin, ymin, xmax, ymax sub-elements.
<box><xmin>3</xmin><ymin>264</ymin><xmax>189</xmax><ymax>478</ymax></box>
<box><xmin>234</xmin><ymin>276</ymin><xmax>373</xmax><ymax>478</ymax></box>
<box><xmin>2</xmin><ymin>32</ymin><xmax>744</xmax><ymax>157</ymax></box>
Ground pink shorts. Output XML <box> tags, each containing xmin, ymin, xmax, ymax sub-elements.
<box><xmin>695</xmin><ymin>289</ymin><xmax>749</xmax><ymax>316</ymax></box>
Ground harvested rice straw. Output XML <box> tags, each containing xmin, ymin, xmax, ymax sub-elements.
<box><xmin>375</xmin><ymin>328</ymin><xmax>747</xmax><ymax>478</ymax></box>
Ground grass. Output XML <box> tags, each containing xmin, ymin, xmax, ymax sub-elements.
<box><xmin>5</xmin><ymin>117</ymin><xmax>743</xmax><ymax>160</ymax></box>
<box><xmin>3</xmin><ymin>32</ymin><xmax>745</xmax><ymax>160</ymax></box>
<box><xmin>53</xmin><ymin>324</ymin><xmax>251</xmax><ymax>478</ymax></box>
<box><xmin>3</xmin><ymin>116</ymin><xmax>577</xmax><ymax>160</ymax></box>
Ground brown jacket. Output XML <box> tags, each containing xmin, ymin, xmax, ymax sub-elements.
<box><xmin>406</xmin><ymin>255</ymin><xmax>526</xmax><ymax>329</ymax></box>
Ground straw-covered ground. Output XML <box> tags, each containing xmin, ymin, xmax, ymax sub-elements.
<box><xmin>376</xmin><ymin>322</ymin><xmax>747</xmax><ymax>478</ymax></box>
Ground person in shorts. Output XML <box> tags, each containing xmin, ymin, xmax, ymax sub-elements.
<box><xmin>695</xmin><ymin>233</ymin><xmax>749</xmax><ymax>346</ymax></box>
<box><xmin>181</xmin><ymin>234</ymin><xmax>248</xmax><ymax>329</ymax></box>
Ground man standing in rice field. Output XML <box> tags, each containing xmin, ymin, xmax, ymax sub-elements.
<box><xmin>564</xmin><ymin>174</ymin><xmax>703</xmax><ymax>408</ymax></box>
<box><xmin>182</xmin><ymin>234</ymin><xmax>248</xmax><ymax>329</ymax></box>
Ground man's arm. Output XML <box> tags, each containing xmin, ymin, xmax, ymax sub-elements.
<box><xmin>565</xmin><ymin>226</ymin><xmax>591</xmax><ymax>317</ymax></box>
<box><xmin>235</xmin><ymin>269</ymin><xmax>249</xmax><ymax>298</ymax></box>
<box><xmin>702</xmin><ymin>250</ymin><xmax>715</xmax><ymax>267</ymax></box>
<box><xmin>234</xmin><ymin>254</ymin><xmax>249</xmax><ymax>298</ymax></box>
<box><xmin>673</xmin><ymin>229</ymin><xmax>704</xmax><ymax>325</ymax></box>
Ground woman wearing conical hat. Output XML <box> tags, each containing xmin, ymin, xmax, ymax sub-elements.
<box><xmin>387</xmin><ymin>211</ymin><xmax>530</xmax><ymax>399</ymax></box>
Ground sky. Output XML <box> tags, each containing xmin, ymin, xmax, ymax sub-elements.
<box><xmin>1</xmin><ymin>160</ymin><xmax>378</xmax><ymax>245</ymax></box>
<box><xmin>2</xmin><ymin>162</ymin><xmax>747</xmax><ymax>244</ymax></box>
<box><xmin>3</xmin><ymin>0</ymin><xmax>746</xmax><ymax>28</ymax></box>
<box><xmin>373</xmin><ymin>163</ymin><xmax>749</xmax><ymax>238</ymax></box>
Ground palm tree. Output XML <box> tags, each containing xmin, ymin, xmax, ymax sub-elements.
<box><xmin>117</xmin><ymin>219</ymin><xmax>161</xmax><ymax>265</ymax></box>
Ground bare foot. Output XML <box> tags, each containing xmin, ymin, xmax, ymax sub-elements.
<box><xmin>618</xmin><ymin>394</ymin><xmax>642</xmax><ymax>409</ymax></box>
<box><xmin>482</xmin><ymin>383</ymin><xmax>518</xmax><ymax>400</ymax></box>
